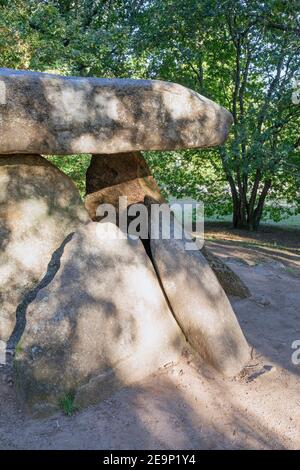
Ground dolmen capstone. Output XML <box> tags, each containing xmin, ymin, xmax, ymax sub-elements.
<box><xmin>0</xmin><ymin>68</ymin><xmax>250</xmax><ymax>414</ymax></box>
<box><xmin>0</xmin><ymin>68</ymin><xmax>232</xmax><ymax>154</ymax></box>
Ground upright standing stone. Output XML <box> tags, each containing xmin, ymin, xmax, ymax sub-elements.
<box><xmin>0</xmin><ymin>154</ymin><xmax>89</xmax><ymax>347</ymax></box>
<box><xmin>85</xmin><ymin>150</ymin><xmax>250</xmax><ymax>375</ymax></box>
<box><xmin>85</xmin><ymin>152</ymin><xmax>164</xmax><ymax>220</ymax></box>
<box><xmin>145</xmin><ymin>199</ymin><xmax>250</xmax><ymax>376</ymax></box>
<box><xmin>14</xmin><ymin>223</ymin><xmax>188</xmax><ymax>411</ymax></box>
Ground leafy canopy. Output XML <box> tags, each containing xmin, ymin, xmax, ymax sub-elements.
<box><xmin>0</xmin><ymin>0</ymin><xmax>299</xmax><ymax>224</ymax></box>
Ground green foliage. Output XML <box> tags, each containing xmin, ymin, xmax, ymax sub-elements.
<box><xmin>59</xmin><ymin>391</ymin><xmax>77</xmax><ymax>416</ymax></box>
<box><xmin>46</xmin><ymin>155</ymin><xmax>91</xmax><ymax>198</ymax></box>
<box><xmin>144</xmin><ymin>150</ymin><xmax>232</xmax><ymax>218</ymax></box>
<box><xmin>134</xmin><ymin>0</ymin><xmax>300</xmax><ymax>228</ymax></box>
<box><xmin>1</xmin><ymin>0</ymin><xmax>299</xmax><ymax>226</ymax></box>
<box><xmin>14</xmin><ymin>342</ymin><xmax>23</xmax><ymax>355</ymax></box>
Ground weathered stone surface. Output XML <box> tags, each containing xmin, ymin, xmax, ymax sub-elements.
<box><xmin>0</xmin><ymin>68</ymin><xmax>233</xmax><ymax>155</ymax></box>
<box><xmin>85</xmin><ymin>152</ymin><xmax>164</xmax><ymax>220</ymax></box>
<box><xmin>0</xmin><ymin>154</ymin><xmax>89</xmax><ymax>346</ymax></box>
<box><xmin>14</xmin><ymin>222</ymin><xmax>188</xmax><ymax>410</ymax></box>
<box><xmin>201</xmin><ymin>246</ymin><xmax>250</xmax><ymax>299</ymax></box>
<box><xmin>145</xmin><ymin>197</ymin><xmax>250</xmax><ymax>376</ymax></box>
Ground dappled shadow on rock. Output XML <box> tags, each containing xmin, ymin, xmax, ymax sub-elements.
<box><xmin>0</xmin><ymin>154</ymin><xmax>89</xmax><ymax>348</ymax></box>
<box><xmin>14</xmin><ymin>222</ymin><xmax>188</xmax><ymax>412</ymax></box>
<box><xmin>1</xmin><ymin>219</ymin><xmax>298</xmax><ymax>449</ymax></box>
<box><xmin>0</xmin><ymin>68</ymin><xmax>233</xmax><ymax>155</ymax></box>
<box><xmin>143</xmin><ymin>197</ymin><xmax>250</xmax><ymax>377</ymax></box>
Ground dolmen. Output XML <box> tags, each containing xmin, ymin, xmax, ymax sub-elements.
<box><xmin>0</xmin><ymin>68</ymin><xmax>249</xmax><ymax>415</ymax></box>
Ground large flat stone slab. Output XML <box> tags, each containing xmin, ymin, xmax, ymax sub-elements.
<box><xmin>14</xmin><ymin>222</ymin><xmax>188</xmax><ymax>411</ymax></box>
<box><xmin>0</xmin><ymin>68</ymin><xmax>232</xmax><ymax>155</ymax></box>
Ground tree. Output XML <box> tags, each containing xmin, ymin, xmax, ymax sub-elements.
<box><xmin>1</xmin><ymin>0</ymin><xmax>299</xmax><ymax>229</ymax></box>
<box><xmin>130</xmin><ymin>0</ymin><xmax>300</xmax><ymax>229</ymax></box>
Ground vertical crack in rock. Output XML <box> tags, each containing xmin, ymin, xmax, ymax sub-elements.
<box><xmin>6</xmin><ymin>233</ymin><xmax>74</xmax><ymax>365</ymax></box>
<box><xmin>140</xmin><ymin>235</ymin><xmax>190</xmax><ymax>346</ymax></box>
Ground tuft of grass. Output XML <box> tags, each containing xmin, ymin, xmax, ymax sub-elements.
<box><xmin>59</xmin><ymin>391</ymin><xmax>78</xmax><ymax>416</ymax></box>
<box><xmin>285</xmin><ymin>266</ymin><xmax>300</xmax><ymax>276</ymax></box>
<box><xmin>14</xmin><ymin>343</ymin><xmax>23</xmax><ymax>355</ymax></box>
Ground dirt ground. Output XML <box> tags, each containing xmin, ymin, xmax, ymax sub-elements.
<box><xmin>0</xmin><ymin>224</ymin><xmax>299</xmax><ymax>450</ymax></box>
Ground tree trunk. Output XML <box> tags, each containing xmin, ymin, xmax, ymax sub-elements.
<box><xmin>231</xmin><ymin>184</ymin><xmax>248</xmax><ymax>229</ymax></box>
<box><xmin>232</xmin><ymin>204</ymin><xmax>249</xmax><ymax>229</ymax></box>
<box><xmin>231</xmin><ymin>179</ymin><xmax>272</xmax><ymax>231</ymax></box>
<box><xmin>252</xmin><ymin>179</ymin><xmax>272</xmax><ymax>230</ymax></box>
